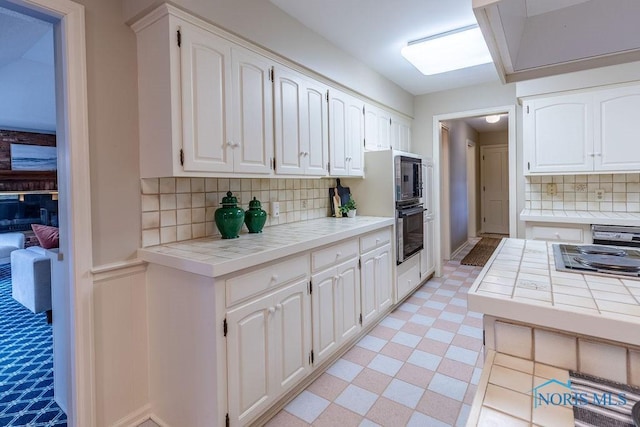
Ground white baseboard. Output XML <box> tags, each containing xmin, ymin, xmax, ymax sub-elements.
<box><xmin>110</xmin><ymin>404</ymin><xmax>151</xmax><ymax>427</ymax></box>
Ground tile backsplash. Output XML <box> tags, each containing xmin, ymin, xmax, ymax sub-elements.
<box><xmin>524</xmin><ymin>173</ymin><xmax>640</xmax><ymax>212</ymax></box>
<box><xmin>140</xmin><ymin>177</ymin><xmax>335</xmax><ymax>247</ymax></box>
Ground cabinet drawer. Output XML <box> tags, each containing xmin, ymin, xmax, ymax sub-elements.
<box><xmin>311</xmin><ymin>239</ymin><xmax>359</xmax><ymax>272</ymax></box>
<box><xmin>360</xmin><ymin>228</ymin><xmax>392</xmax><ymax>253</ymax></box>
<box><xmin>226</xmin><ymin>255</ymin><xmax>309</xmax><ymax>307</ymax></box>
<box><xmin>528</xmin><ymin>224</ymin><xmax>586</xmax><ymax>243</ymax></box>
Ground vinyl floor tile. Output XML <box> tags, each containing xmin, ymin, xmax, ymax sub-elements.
<box><xmin>269</xmin><ymin>243</ymin><xmax>486</xmax><ymax>426</ymax></box>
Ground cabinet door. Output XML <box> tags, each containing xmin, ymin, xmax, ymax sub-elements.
<box><xmin>377</xmin><ymin>109</ymin><xmax>392</xmax><ymax>150</ymax></box>
<box><xmin>364</xmin><ymin>104</ymin><xmax>379</xmax><ymax>151</ymax></box>
<box><xmin>180</xmin><ymin>24</ymin><xmax>233</xmax><ymax>172</ymax></box>
<box><xmin>311</xmin><ymin>267</ymin><xmax>339</xmax><ymax>364</ymax></box>
<box><xmin>336</xmin><ymin>258</ymin><xmax>361</xmax><ymax>341</ymax></box>
<box><xmin>375</xmin><ymin>244</ymin><xmax>393</xmax><ymax>313</ymax></box>
<box><xmin>360</xmin><ymin>244</ymin><xmax>392</xmax><ymax>327</ymax></box>
<box><xmin>272</xmin><ymin>279</ymin><xmax>312</xmax><ymax>394</ymax></box>
<box><xmin>226</xmin><ymin>292</ymin><xmax>272</xmax><ymax>424</ymax></box>
<box><xmin>399</xmin><ymin>119</ymin><xmax>412</xmax><ymax>152</ymax></box>
<box><xmin>594</xmin><ymin>86</ymin><xmax>640</xmax><ymax>171</ymax></box>
<box><xmin>303</xmin><ymin>78</ymin><xmax>329</xmax><ymax>176</ymax></box>
<box><xmin>231</xmin><ymin>47</ymin><xmax>274</xmax><ymax>174</ymax></box>
<box><xmin>328</xmin><ymin>90</ymin><xmax>349</xmax><ymax>176</ymax></box>
<box><xmin>274</xmin><ymin>66</ymin><xmax>304</xmax><ymax>175</ymax></box>
<box><xmin>523</xmin><ymin>94</ymin><xmax>593</xmax><ymax>173</ymax></box>
<box><xmin>346</xmin><ymin>98</ymin><xmax>364</xmax><ymax>176</ymax></box>
<box><xmin>360</xmin><ymin>250</ymin><xmax>377</xmax><ymax>326</ymax></box>
<box><xmin>421</xmin><ymin>219</ymin><xmax>435</xmax><ymax>277</ymax></box>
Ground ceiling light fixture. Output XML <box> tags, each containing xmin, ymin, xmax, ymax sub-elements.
<box><xmin>401</xmin><ymin>25</ymin><xmax>492</xmax><ymax>76</ymax></box>
<box><xmin>485</xmin><ymin>115</ymin><xmax>500</xmax><ymax>123</ymax></box>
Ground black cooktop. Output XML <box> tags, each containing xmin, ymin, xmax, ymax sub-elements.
<box><xmin>553</xmin><ymin>244</ymin><xmax>640</xmax><ymax>277</ymax></box>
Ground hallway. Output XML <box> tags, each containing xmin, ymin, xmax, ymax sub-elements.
<box><xmin>267</xmin><ymin>242</ymin><xmax>486</xmax><ymax>426</ymax></box>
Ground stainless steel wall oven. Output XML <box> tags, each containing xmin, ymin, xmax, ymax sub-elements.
<box><xmin>396</xmin><ymin>203</ymin><xmax>424</xmax><ymax>264</ymax></box>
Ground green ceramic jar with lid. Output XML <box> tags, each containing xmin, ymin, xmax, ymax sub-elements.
<box><xmin>244</xmin><ymin>197</ymin><xmax>267</xmax><ymax>233</ymax></box>
<box><xmin>214</xmin><ymin>191</ymin><xmax>244</xmax><ymax>239</ymax></box>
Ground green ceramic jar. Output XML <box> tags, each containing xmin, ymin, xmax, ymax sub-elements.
<box><xmin>214</xmin><ymin>191</ymin><xmax>244</xmax><ymax>239</ymax></box>
<box><xmin>244</xmin><ymin>197</ymin><xmax>267</xmax><ymax>233</ymax></box>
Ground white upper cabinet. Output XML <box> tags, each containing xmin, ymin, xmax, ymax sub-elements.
<box><xmin>391</xmin><ymin>115</ymin><xmax>412</xmax><ymax>152</ymax></box>
<box><xmin>594</xmin><ymin>85</ymin><xmax>640</xmax><ymax>171</ymax></box>
<box><xmin>523</xmin><ymin>92</ymin><xmax>593</xmax><ymax>174</ymax></box>
<box><xmin>230</xmin><ymin>47</ymin><xmax>274</xmax><ymax>174</ymax></box>
<box><xmin>274</xmin><ymin>66</ymin><xmax>329</xmax><ymax>176</ymax></box>
<box><xmin>524</xmin><ymin>84</ymin><xmax>640</xmax><ymax>174</ymax></box>
<box><xmin>134</xmin><ymin>11</ymin><xmax>274</xmax><ymax>177</ymax></box>
<box><xmin>329</xmin><ymin>89</ymin><xmax>364</xmax><ymax>177</ymax></box>
<box><xmin>364</xmin><ymin>104</ymin><xmax>391</xmax><ymax>151</ymax></box>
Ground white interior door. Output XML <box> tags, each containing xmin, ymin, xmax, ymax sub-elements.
<box><xmin>481</xmin><ymin>145</ymin><xmax>509</xmax><ymax>234</ymax></box>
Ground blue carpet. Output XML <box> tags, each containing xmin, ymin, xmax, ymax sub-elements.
<box><xmin>0</xmin><ymin>263</ymin><xmax>67</xmax><ymax>426</ymax></box>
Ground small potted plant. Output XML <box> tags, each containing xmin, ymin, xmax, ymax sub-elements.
<box><xmin>339</xmin><ymin>196</ymin><xmax>357</xmax><ymax>218</ymax></box>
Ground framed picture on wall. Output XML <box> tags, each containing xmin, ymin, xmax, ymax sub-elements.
<box><xmin>10</xmin><ymin>143</ymin><xmax>57</xmax><ymax>171</ymax></box>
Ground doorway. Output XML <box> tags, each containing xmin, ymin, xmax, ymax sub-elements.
<box><xmin>2</xmin><ymin>0</ymin><xmax>94</xmax><ymax>426</ymax></box>
<box><xmin>432</xmin><ymin>106</ymin><xmax>516</xmax><ymax>276</ymax></box>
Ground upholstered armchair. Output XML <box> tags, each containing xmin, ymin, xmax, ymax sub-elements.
<box><xmin>0</xmin><ymin>232</ymin><xmax>26</xmax><ymax>265</ymax></box>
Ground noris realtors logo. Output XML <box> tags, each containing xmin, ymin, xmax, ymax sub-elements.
<box><xmin>532</xmin><ymin>378</ymin><xmax>627</xmax><ymax>409</ymax></box>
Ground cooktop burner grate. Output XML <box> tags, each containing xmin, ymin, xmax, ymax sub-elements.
<box><xmin>573</xmin><ymin>254</ymin><xmax>640</xmax><ymax>272</ymax></box>
<box><xmin>553</xmin><ymin>244</ymin><xmax>640</xmax><ymax>277</ymax></box>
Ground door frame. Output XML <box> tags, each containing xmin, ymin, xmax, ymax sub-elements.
<box><xmin>9</xmin><ymin>0</ymin><xmax>95</xmax><ymax>426</ymax></box>
<box><xmin>480</xmin><ymin>144</ymin><xmax>509</xmax><ymax>235</ymax></box>
<box><xmin>432</xmin><ymin>105</ymin><xmax>516</xmax><ymax>276</ymax></box>
<box><xmin>440</xmin><ymin>124</ymin><xmax>451</xmax><ymax>260</ymax></box>
<box><xmin>466</xmin><ymin>139</ymin><xmax>477</xmax><ymax>239</ymax></box>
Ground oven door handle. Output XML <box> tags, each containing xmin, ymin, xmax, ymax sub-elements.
<box><xmin>398</xmin><ymin>207</ymin><xmax>427</xmax><ymax>217</ymax></box>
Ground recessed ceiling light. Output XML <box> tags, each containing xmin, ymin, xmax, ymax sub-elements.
<box><xmin>485</xmin><ymin>115</ymin><xmax>500</xmax><ymax>123</ymax></box>
<box><xmin>401</xmin><ymin>25</ymin><xmax>492</xmax><ymax>76</ymax></box>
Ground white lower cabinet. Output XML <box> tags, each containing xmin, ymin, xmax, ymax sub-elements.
<box><xmin>396</xmin><ymin>253</ymin><xmax>420</xmax><ymax>303</ymax></box>
<box><xmin>227</xmin><ymin>278</ymin><xmax>312</xmax><ymax>425</ymax></box>
<box><xmin>311</xmin><ymin>257</ymin><xmax>361</xmax><ymax>365</ymax></box>
<box><xmin>525</xmin><ymin>222</ymin><xmax>591</xmax><ymax>243</ymax></box>
<box><xmin>360</xmin><ymin>243</ymin><xmax>392</xmax><ymax>327</ymax></box>
<box><xmin>145</xmin><ymin>226</ymin><xmax>395</xmax><ymax>427</ymax></box>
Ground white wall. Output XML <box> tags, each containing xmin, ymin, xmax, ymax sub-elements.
<box><xmin>445</xmin><ymin>121</ymin><xmax>478</xmax><ymax>253</ymax></box>
<box><xmin>121</xmin><ymin>0</ymin><xmax>414</xmax><ymax>117</ymax></box>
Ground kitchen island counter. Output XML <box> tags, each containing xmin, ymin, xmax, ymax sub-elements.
<box><xmin>468</xmin><ymin>238</ymin><xmax>640</xmax><ymax>346</ymax></box>
<box><xmin>138</xmin><ymin>216</ymin><xmax>394</xmax><ymax>277</ymax></box>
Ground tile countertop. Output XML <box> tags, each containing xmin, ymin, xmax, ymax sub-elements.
<box><xmin>138</xmin><ymin>216</ymin><xmax>394</xmax><ymax>278</ymax></box>
<box><xmin>520</xmin><ymin>208</ymin><xmax>640</xmax><ymax>226</ymax></box>
<box><xmin>468</xmin><ymin>238</ymin><xmax>640</xmax><ymax>347</ymax></box>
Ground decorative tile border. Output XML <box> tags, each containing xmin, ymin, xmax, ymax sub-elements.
<box><xmin>524</xmin><ymin>174</ymin><xmax>640</xmax><ymax>212</ymax></box>
<box><xmin>140</xmin><ymin>177</ymin><xmax>334</xmax><ymax>247</ymax></box>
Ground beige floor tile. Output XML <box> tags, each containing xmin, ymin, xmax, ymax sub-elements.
<box><xmin>477</xmin><ymin>406</ymin><xmax>530</xmax><ymax>427</ymax></box>
<box><xmin>489</xmin><ymin>365</ymin><xmax>533</xmax><ymax>394</ymax></box>
<box><xmin>534</xmin><ymin>364</ymin><xmax>569</xmax><ymax>382</ymax></box>
<box><xmin>312</xmin><ymin>403</ymin><xmax>362</xmax><ymax>427</ymax></box>
<box><xmin>439</xmin><ymin>358</ymin><xmax>475</xmax><ymax>383</ymax></box>
<box><xmin>365</xmin><ymin>397</ymin><xmax>413</xmax><ymax>426</ymax></box>
<box><xmin>493</xmin><ymin>353</ymin><xmax>534</xmax><ymax>374</ymax></box>
<box><xmin>306</xmin><ymin>373</ymin><xmax>350</xmax><ymax>402</ymax></box>
<box><xmin>531</xmin><ymin>401</ymin><xmax>574</xmax><ymax>426</ymax></box>
<box><xmin>351</xmin><ymin>368</ymin><xmax>393</xmax><ymax>395</ymax></box>
<box><xmin>416</xmin><ymin>390</ymin><xmax>462</xmax><ymax>425</ymax></box>
<box><xmin>395</xmin><ymin>363</ymin><xmax>434</xmax><ymax>389</ymax></box>
<box><xmin>483</xmin><ymin>384</ymin><xmax>531</xmax><ymax>422</ymax></box>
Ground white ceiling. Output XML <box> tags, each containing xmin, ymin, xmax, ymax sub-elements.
<box><xmin>0</xmin><ymin>5</ymin><xmax>52</xmax><ymax>69</ymax></box>
<box><xmin>269</xmin><ymin>0</ymin><xmax>500</xmax><ymax>95</ymax></box>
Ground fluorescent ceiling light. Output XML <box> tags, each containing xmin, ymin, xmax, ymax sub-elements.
<box><xmin>401</xmin><ymin>25</ymin><xmax>492</xmax><ymax>75</ymax></box>
<box><xmin>485</xmin><ymin>115</ymin><xmax>500</xmax><ymax>123</ymax></box>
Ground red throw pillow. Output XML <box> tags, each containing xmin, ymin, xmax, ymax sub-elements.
<box><xmin>31</xmin><ymin>224</ymin><xmax>60</xmax><ymax>249</ymax></box>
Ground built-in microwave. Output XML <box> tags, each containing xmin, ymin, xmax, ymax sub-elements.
<box><xmin>394</xmin><ymin>155</ymin><xmax>423</xmax><ymax>204</ymax></box>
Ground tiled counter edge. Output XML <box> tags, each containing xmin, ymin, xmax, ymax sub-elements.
<box><xmin>137</xmin><ymin>216</ymin><xmax>395</xmax><ymax>277</ymax></box>
<box><xmin>520</xmin><ymin>208</ymin><xmax>640</xmax><ymax>226</ymax></box>
<box><xmin>467</xmin><ymin>238</ymin><xmax>640</xmax><ymax>346</ymax></box>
